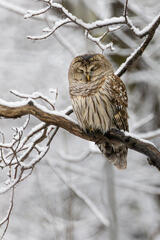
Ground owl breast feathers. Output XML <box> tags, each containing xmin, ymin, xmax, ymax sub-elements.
<box><xmin>68</xmin><ymin>53</ymin><xmax>129</xmax><ymax>169</ymax></box>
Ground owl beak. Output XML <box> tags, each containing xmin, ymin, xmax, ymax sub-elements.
<box><xmin>86</xmin><ymin>74</ymin><xmax>90</xmax><ymax>81</ymax></box>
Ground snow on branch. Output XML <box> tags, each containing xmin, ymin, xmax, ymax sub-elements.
<box><xmin>116</xmin><ymin>14</ymin><xmax>160</xmax><ymax>76</ymax></box>
<box><xmin>0</xmin><ymin>98</ymin><xmax>160</xmax><ymax>171</ymax></box>
<box><xmin>1</xmin><ymin>0</ymin><xmax>159</xmax><ymax>75</ymax></box>
<box><xmin>10</xmin><ymin>89</ymin><xmax>56</xmax><ymax>110</ymax></box>
<box><xmin>49</xmin><ymin>2</ymin><xmax>125</xmax><ymax>30</ymax></box>
<box><xmin>125</xmin><ymin>14</ymin><xmax>160</xmax><ymax>38</ymax></box>
<box><xmin>27</xmin><ymin>18</ymin><xmax>71</xmax><ymax>40</ymax></box>
<box><xmin>85</xmin><ymin>30</ymin><xmax>115</xmax><ymax>52</ymax></box>
<box><xmin>24</xmin><ymin>5</ymin><xmax>50</xmax><ymax>19</ymax></box>
<box><xmin>25</xmin><ymin>0</ymin><xmax>125</xmax><ymax>42</ymax></box>
<box><xmin>23</xmin><ymin>0</ymin><xmax>160</xmax><ymax>76</ymax></box>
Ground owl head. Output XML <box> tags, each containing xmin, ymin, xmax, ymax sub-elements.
<box><xmin>68</xmin><ymin>53</ymin><xmax>114</xmax><ymax>84</ymax></box>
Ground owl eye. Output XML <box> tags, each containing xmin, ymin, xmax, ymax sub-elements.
<box><xmin>90</xmin><ymin>65</ymin><xmax>99</xmax><ymax>71</ymax></box>
<box><xmin>77</xmin><ymin>68</ymin><xmax>84</xmax><ymax>73</ymax></box>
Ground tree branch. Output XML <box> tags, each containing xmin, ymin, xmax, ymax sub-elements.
<box><xmin>0</xmin><ymin>99</ymin><xmax>160</xmax><ymax>170</ymax></box>
<box><xmin>116</xmin><ymin>14</ymin><xmax>160</xmax><ymax>76</ymax></box>
<box><xmin>1</xmin><ymin>0</ymin><xmax>160</xmax><ymax>76</ymax></box>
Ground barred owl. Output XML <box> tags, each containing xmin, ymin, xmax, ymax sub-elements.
<box><xmin>68</xmin><ymin>54</ymin><xmax>129</xmax><ymax>169</ymax></box>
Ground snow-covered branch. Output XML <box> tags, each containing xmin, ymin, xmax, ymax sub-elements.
<box><xmin>1</xmin><ymin>0</ymin><xmax>160</xmax><ymax>77</ymax></box>
<box><xmin>23</xmin><ymin>0</ymin><xmax>160</xmax><ymax>77</ymax></box>
<box><xmin>125</xmin><ymin>14</ymin><xmax>160</xmax><ymax>38</ymax></box>
<box><xmin>1</xmin><ymin>1</ymin><xmax>160</xmax><ymax>239</ymax></box>
<box><xmin>116</xmin><ymin>14</ymin><xmax>160</xmax><ymax>76</ymax></box>
<box><xmin>85</xmin><ymin>30</ymin><xmax>114</xmax><ymax>52</ymax></box>
<box><xmin>24</xmin><ymin>5</ymin><xmax>50</xmax><ymax>19</ymax></box>
<box><xmin>48</xmin><ymin>2</ymin><xmax>125</xmax><ymax>30</ymax></box>
<box><xmin>0</xmin><ymin>98</ymin><xmax>160</xmax><ymax>170</ymax></box>
<box><xmin>27</xmin><ymin>18</ymin><xmax>71</xmax><ymax>40</ymax></box>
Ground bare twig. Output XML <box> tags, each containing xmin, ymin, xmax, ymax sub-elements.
<box><xmin>0</xmin><ymin>187</ymin><xmax>15</xmax><ymax>240</ymax></box>
<box><xmin>123</xmin><ymin>0</ymin><xmax>129</xmax><ymax>19</ymax></box>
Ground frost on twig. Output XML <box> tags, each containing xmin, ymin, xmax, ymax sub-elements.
<box><xmin>0</xmin><ymin>91</ymin><xmax>73</xmax><ymax>192</ymax></box>
<box><xmin>0</xmin><ymin>0</ymin><xmax>160</xmax><ymax>74</ymax></box>
<box><xmin>10</xmin><ymin>89</ymin><xmax>56</xmax><ymax>110</ymax></box>
<box><xmin>0</xmin><ymin>90</ymin><xmax>71</xmax><ymax>238</ymax></box>
<box><xmin>27</xmin><ymin>18</ymin><xmax>71</xmax><ymax>40</ymax></box>
<box><xmin>24</xmin><ymin>5</ymin><xmax>50</xmax><ymax>19</ymax></box>
<box><xmin>85</xmin><ymin>30</ymin><xmax>114</xmax><ymax>53</ymax></box>
<box><xmin>23</xmin><ymin>0</ymin><xmax>160</xmax><ymax>78</ymax></box>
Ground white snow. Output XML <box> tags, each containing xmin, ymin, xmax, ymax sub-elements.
<box><xmin>85</xmin><ymin>30</ymin><xmax>114</xmax><ymax>51</ymax></box>
<box><xmin>33</xmin><ymin>101</ymin><xmax>77</xmax><ymax>124</ymax></box>
<box><xmin>27</xmin><ymin>18</ymin><xmax>71</xmax><ymax>40</ymax></box>
<box><xmin>89</xmin><ymin>141</ymin><xmax>101</xmax><ymax>153</ymax></box>
<box><xmin>51</xmin><ymin>2</ymin><xmax>125</xmax><ymax>30</ymax></box>
<box><xmin>127</xmin><ymin>14</ymin><xmax>160</xmax><ymax>37</ymax></box>
<box><xmin>24</xmin><ymin>6</ymin><xmax>50</xmax><ymax>19</ymax></box>
<box><xmin>0</xmin><ymin>98</ymin><xmax>29</xmax><ymax>108</ymax></box>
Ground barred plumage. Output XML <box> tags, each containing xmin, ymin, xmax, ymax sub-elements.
<box><xmin>68</xmin><ymin>54</ymin><xmax>129</xmax><ymax>169</ymax></box>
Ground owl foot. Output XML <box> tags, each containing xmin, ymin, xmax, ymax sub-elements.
<box><xmin>85</xmin><ymin>129</ymin><xmax>109</xmax><ymax>144</ymax></box>
<box><xmin>95</xmin><ymin>135</ymin><xmax>106</xmax><ymax>144</ymax></box>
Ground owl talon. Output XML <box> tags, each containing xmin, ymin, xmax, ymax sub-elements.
<box><xmin>95</xmin><ymin>136</ymin><xmax>105</xmax><ymax>144</ymax></box>
<box><xmin>85</xmin><ymin>129</ymin><xmax>106</xmax><ymax>144</ymax></box>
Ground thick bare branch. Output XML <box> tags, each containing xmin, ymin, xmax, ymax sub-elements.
<box><xmin>0</xmin><ymin>100</ymin><xmax>160</xmax><ymax>170</ymax></box>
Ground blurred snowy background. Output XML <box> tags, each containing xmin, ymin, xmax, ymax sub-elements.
<box><xmin>0</xmin><ymin>0</ymin><xmax>160</xmax><ymax>239</ymax></box>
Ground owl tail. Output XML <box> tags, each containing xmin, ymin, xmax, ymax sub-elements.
<box><xmin>98</xmin><ymin>142</ymin><xmax>128</xmax><ymax>169</ymax></box>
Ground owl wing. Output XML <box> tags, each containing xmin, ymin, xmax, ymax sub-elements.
<box><xmin>108</xmin><ymin>74</ymin><xmax>129</xmax><ymax>131</ymax></box>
